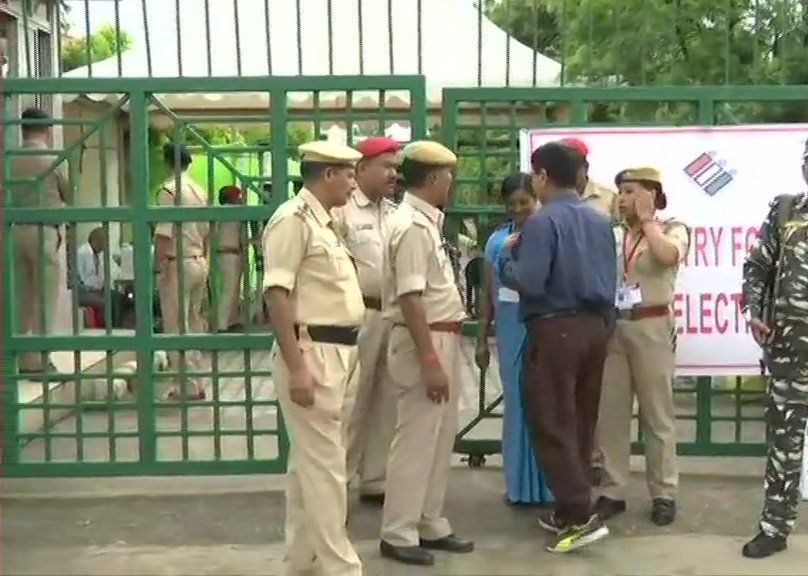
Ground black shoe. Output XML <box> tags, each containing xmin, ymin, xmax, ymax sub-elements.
<box><xmin>651</xmin><ymin>498</ymin><xmax>676</xmax><ymax>526</ymax></box>
<box><xmin>596</xmin><ymin>496</ymin><xmax>627</xmax><ymax>521</ymax></box>
<box><xmin>359</xmin><ymin>492</ymin><xmax>385</xmax><ymax>505</ymax></box>
<box><xmin>419</xmin><ymin>534</ymin><xmax>474</xmax><ymax>553</ymax></box>
<box><xmin>742</xmin><ymin>532</ymin><xmax>787</xmax><ymax>558</ymax></box>
<box><xmin>537</xmin><ymin>511</ymin><xmax>565</xmax><ymax>534</ymax></box>
<box><xmin>380</xmin><ymin>540</ymin><xmax>434</xmax><ymax>566</ymax></box>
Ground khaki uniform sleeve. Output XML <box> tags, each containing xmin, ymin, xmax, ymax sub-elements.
<box><xmin>665</xmin><ymin>222</ymin><xmax>690</xmax><ymax>263</ymax></box>
<box><xmin>262</xmin><ymin>214</ymin><xmax>307</xmax><ymax>292</ymax></box>
<box><xmin>391</xmin><ymin>225</ymin><xmax>431</xmax><ymax>297</ymax></box>
<box><xmin>154</xmin><ymin>188</ymin><xmax>175</xmax><ymax>238</ymax></box>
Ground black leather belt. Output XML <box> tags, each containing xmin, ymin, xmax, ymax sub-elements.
<box><xmin>294</xmin><ymin>324</ymin><xmax>359</xmax><ymax>346</ymax></box>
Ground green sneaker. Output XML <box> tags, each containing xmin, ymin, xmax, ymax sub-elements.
<box><xmin>546</xmin><ymin>514</ymin><xmax>609</xmax><ymax>553</ymax></box>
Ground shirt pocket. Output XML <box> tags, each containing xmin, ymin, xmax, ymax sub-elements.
<box><xmin>309</xmin><ymin>240</ymin><xmax>355</xmax><ymax>281</ymax></box>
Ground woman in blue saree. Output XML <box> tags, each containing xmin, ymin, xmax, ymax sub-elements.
<box><xmin>476</xmin><ymin>172</ymin><xmax>554</xmax><ymax>505</ymax></box>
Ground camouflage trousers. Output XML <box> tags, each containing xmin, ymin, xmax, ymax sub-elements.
<box><xmin>759</xmin><ymin>393</ymin><xmax>808</xmax><ymax>539</ymax></box>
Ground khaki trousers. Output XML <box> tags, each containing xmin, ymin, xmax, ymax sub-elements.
<box><xmin>381</xmin><ymin>327</ymin><xmax>459</xmax><ymax>547</ymax></box>
<box><xmin>272</xmin><ymin>336</ymin><xmax>363</xmax><ymax>576</ymax></box>
<box><xmin>345</xmin><ymin>309</ymin><xmax>397</xmax><ymax>495</ymax></box>
<box><xmin>14</xmin><ymin>225</ymin><xmax>60</xmax><ymax>370</ymax></box>
<box><xmin>216</xmin><ymin>252</ymin><xmax>243</xmax><ymax>330</ymax></box>
<box><xmin>158</xmin><ymin>257</ymin><xmax>209</xmax><ymax>385</ymax></box>
<box><xmin>596</xmin><ymin>315</ymin><xmax>679</xmax><ymax>501</ymax></box>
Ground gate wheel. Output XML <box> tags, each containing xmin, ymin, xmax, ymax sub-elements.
<box><xmin>468</xmin><ymin>454</ymin><xmax>486</xmax><ymax>468</ymax></box>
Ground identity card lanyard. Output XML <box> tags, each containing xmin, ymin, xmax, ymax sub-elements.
<box><xmin>622</xmin><ymin>230</ymin><xmax>644</xmax><ymax>282</ymax></box>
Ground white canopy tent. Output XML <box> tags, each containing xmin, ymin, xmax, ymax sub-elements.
<box><xmin>64</xmin><ymin>0</ymin><xmax>561</xmax><ymax>109</ymax></box>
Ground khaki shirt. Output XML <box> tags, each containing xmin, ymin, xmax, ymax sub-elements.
<box><xmin>262</xmin><ymin>188</ymin><xmax>365</xmax><ymax>327</ymax></box>
<box><xmin>383</xmin><ymin>192</ymin><xmax>466</xmax><ymax>325</ymax></box>
<box><xmin>331</xmin><ymin>188</ymin><xmax>396</xmax><ymax>299</ymax></box>
<box><xmin>154</xmin><ymin>175</ymin><xmax>209</xmax><ymax>258</ymax></box>
<box><xmin>8</xmin><ymin>139</ymin><xmax>70</xmax><ymax>209</ymax></box>
<box><xmin>582</xmin><ymin>179</ymin><xmax>617</xmax><ymax>220</ymax></box>
<box><xmin>616</xmin><ymin>219</ymin><xmax>690</xmax><ymax>306</ymax></box>
<box><xmin>215</xmin><ymin>220</ymin><xmax>243</xmax><ymax>252</ymax></box>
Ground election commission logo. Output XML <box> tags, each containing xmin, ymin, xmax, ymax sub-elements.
<box><xmin>684</xmin><ymin>152</ymin><xmax>737</xmax><ymax>197</ymax></box>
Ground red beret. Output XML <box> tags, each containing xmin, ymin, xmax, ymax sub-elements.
<box><xmin>219</xmin><ymin>185</ymin><xmax>243</xmax><ymax>203</ymax></box>
<box><xmin>560</xmin><ymin>137</ymin><xmax>589</xmax><ymax>158</ymax></box>
<box><xmin>356</xmin><ymin>136</ymin><xmax>400</xmax><ymax>159</ymax></box>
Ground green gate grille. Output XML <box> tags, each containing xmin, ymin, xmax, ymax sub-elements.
<box><xmin>2</xmin><ymin>74</ymin><xmax>426</xmax><ymax>477</ymax></box>
<box><xmin>444</xmin><ymin>85</ymin><xmax>808</xmax><ymax>460</ymax></box>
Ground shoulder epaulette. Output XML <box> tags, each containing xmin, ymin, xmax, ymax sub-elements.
<box><xmin>294</xmin><ymin>202</ymin><xmax>313</xmax><ymax>220</ymax></box>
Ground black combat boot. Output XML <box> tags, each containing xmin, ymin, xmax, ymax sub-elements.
<box><xmin>742</xmin><ymin>532</ymin><xmax>787</xmax><ymax>558</ymax></box>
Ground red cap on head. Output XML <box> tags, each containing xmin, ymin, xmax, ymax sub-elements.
<box><xmin>560</xmin><ymin>137</ymin><xmax>589</xmax><ymax>158</ymax></box>
<box><xmin>219</xmin><ymin>185</ymin><xmax>243</xmax><ymax>203</ymax></box>
<box><xmin>355</xmin><ymin>136</ymin><xmax>401</xmax><ymax>159</ymax></box>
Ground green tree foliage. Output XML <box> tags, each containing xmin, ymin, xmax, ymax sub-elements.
<box><xmin>61</xmin><ymin>23</ymin><xmax>133</xmax><ymax>72</ymax></box>
<box><xmin>486</xmin><ymin>0</ymin><xmax>808</xmax><ymax>123</ymax></box>
<box><xmin>452</xmin><ymin>0</ymin><xmax>808</xmax><ymax>235</ymax></box>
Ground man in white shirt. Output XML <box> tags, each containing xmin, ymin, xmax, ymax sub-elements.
<box><xmin>77</xmin><ymin>227</ymin><xmax>121</xmax><ymax>326</ymax></box>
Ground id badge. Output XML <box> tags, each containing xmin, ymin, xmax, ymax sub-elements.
<box><xmin>615</xmin><ymin>284</ymin><xmax>642</xmax><ymax>310</ymax></box>
<box><xmin>498</xmin><ymin>286</ymin><xmax>520</xmax><ymax>303</ymax></box>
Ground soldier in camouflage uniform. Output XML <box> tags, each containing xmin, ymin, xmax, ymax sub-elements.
<box><xmin>741</xmin><ymin>139</ymin><xmax>808</xmax><ymax>559</ymax></box>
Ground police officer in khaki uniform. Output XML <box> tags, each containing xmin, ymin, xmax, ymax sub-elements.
<box><xmin>380</xmin><ymin>141</ymin><xmax>474</xmax><ymax>566</ymax></box>
<box><xmin>10</xmin><ymin>108</ymin><xmax>70</xmax><ymax>376</ymax></box>
<box><xmin>263</xmin><ymin>141</ymin><xmax>365</xmax><ymax>576</ymax></box>
<box><xmin>332</xmin><ymin>135</ymin><xmax>400</xmax><ymax>505</ymax></box>
<box><xmin>154</xmin><ymin>143</ymin><xmax>209</xmax><ymax>400</ymax></box>
<box><xmin>595</xmin><ymin>167</ymin><xmax>690</xmax><ymax>526</ymax></box>
<box><xmin>215</xmin><ymin>185</ymin><xmax>246</xmax><ymax>333</ymax></box>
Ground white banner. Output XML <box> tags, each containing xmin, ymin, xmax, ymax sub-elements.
<box><xmin>519</xmin><ymin>125</ymin><xmax>808</xmax><ymax>376</ymax></box>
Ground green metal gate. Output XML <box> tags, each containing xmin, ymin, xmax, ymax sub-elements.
<box><xmin>444</xmin><ymin>85</ymin><xmax>808</xmax><ymax>461</ymax></box>
<box><xmin>2</xmin><ymin>74</ymin><xmax>426</xmax><ymax>477</ymax></box>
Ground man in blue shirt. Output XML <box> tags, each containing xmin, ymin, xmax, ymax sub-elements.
<box><xmin>500</xmin><ymin>141</ymin><xmax>616</xmax><ymax>553</ymax></box>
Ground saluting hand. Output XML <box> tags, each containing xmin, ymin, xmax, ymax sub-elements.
<box><xmin>290</xmin><ymin>365</ymin><xmax>318</xmax><ymax>408</ymax></box>
<box><xmin>635</xmin><ymin>189</ymin><xmax>656</xmax><ymax>222</ymax></box>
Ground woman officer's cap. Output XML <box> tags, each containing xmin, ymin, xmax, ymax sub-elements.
<box><xmin>617</xmin><ymin>167</ymin><xmax>667</xmax><ymax>210</ymax></box>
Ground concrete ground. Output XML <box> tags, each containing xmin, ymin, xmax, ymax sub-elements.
<box><xmin>5</xmin><ymin>456</ymin><xmax>808</xmax><ymax>576</ymax></box>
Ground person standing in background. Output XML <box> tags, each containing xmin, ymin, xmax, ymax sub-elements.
<box><xmin>10</xmin><ymin>108</ymin><xmax>70</xmax><ymax>377</ymax></box>
<box><xmin>215</xmin><ymin>185</ymin><xmax>246</xmax><ymax>333</ymax></box>
<box><xmin>499</xmin><ymin>142</ymin><xmax>615</xmax><ymax>553</ymax></box>
<box><xmin>476</xmin><ymin>172</ymin><xmax>553</xmax><ymax>506</ymax></box>
<box><xmin>560</xmin><ymin>137</ymin><xmax>617</xmax><ymax>221</ymax></box>
<box><xmin>332</xmin><ymin>135</ymin><xmax>401</xmax><ymax>506</ymax></box>
<box><xmin>595</xmin><ymin>167</ymin><xmax>689</xmax><ymax>527</ymax></box>
<box><xmin>154</xmin><ymin>143</ymin><xmax>209</xmax><ymax>400</ymax></box>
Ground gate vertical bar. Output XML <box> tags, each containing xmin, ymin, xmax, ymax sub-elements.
<box><xmin>1</xmin><ymin>93</ymin><xmax>19</xmax><ymax>467</ymax></box>
<box><xmin>410</xmin><ymin>76</ymin><xmax>427</xmax><ymax>140</ymax></box>
<box><xmin>129</xmin><ymin>89</ymin><xmax>156</xmax><ymax>464</ymax></box>
<box><xmin>269</xmin><ymin>85</ymin><xmax>290</xmax><ymax>470</ymax></box>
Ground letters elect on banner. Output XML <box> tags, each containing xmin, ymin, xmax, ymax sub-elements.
<box><xmin>519</xmin><ymin>125</ymin><xmax>808</xmax><ymax>377</ymax></box>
